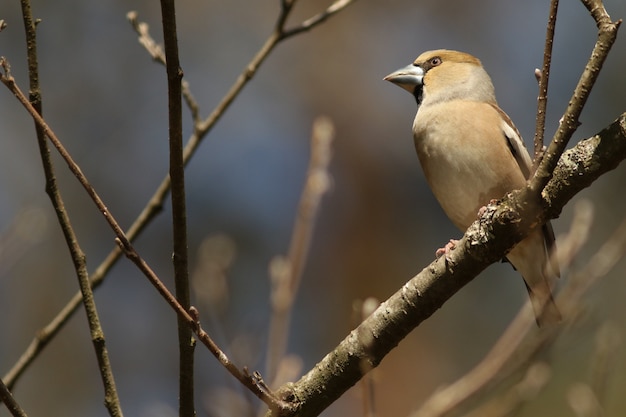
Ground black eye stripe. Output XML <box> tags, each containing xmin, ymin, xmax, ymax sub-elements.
<box><xmin>421</xmin><ymin>56</ymin><xmax>442</xmax><ymax>72</ymax></box>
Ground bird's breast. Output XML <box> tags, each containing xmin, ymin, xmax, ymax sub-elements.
<box><xmin>412</xmin><ymin>101</ymin><xmax>526</xmax><ymax>230</ymax></box>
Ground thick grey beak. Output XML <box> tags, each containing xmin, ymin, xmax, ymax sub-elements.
<box><xmin>384</xmin><ymin>64</ymin><xmax>424</xmax><ymax>94</ymax></box>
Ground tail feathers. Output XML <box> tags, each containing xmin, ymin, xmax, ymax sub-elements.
<box><xmin>507</xmin><ymin>230</ymin><xmax>561</xmax><ymax>327</ymax></box>
<box><xmin>526</xmin><ymin>283</ymin><xmax>561</xmax><ymax>327</ymax></box>
<box><xmin>542</xmin><ymin>222</ymin><xmax>560</xmax><ymax>278</ymax></box>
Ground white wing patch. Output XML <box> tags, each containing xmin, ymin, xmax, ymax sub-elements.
<box><xmin>500</xmin><ymin>116</ymin><xmax>533</xmax><ymax>180</ymax></box>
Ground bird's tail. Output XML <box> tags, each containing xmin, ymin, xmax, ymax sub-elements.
<box><xmin>526</xmin><ymin>282</ymin><xmax>561</xmax><ymax>326</ymax></box>
<box><xmin>507</xmin><ymin>229</ymin><xmax>561</xmax><ymax>327</ymax></box>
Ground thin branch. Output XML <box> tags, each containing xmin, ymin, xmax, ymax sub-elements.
<box><xmin>0</xmin><ymin>62</ymin><xmax>292</xmax><ymax>411</ymax></box>
<box><xmin>0</xmin><ymin>67</ymin><xmax>135</xmax><ymax>266</ymax></box>
<box><xmin>529</xmin><ymin>0</ymin><xmax>621</xmax><ymax>195</ymax></box>
<box><xmin>281</xmin><ymin>0</ymin><xmax>357</xmax><ymax>38</ymax></box>
<box><xmin>16</xmin><ymin>2</ymin><xmax>123</xmax><ymax>416</ymax></box>
<box><xmin>126</xmin><ymin>11</ymin><xmax>200</xmax><ymax>124</ymax></box>
<box><xmin>130</xmin><ymin>0</ymin><xmax>358</xmax><ymax>142</ymax></box>
<box><xmin>266</xmin><ymin>117</ymin><xmax>334</xmax><ymax>386</ymax></box>
<box><xmin>0</xmin><ymin>377</ymin><xmax>28</xmax><ymax>417</ymax></box>
<box><xmin>2</xmin><ymin>0</ymin><xmax>357</xmax><ymax>391</ymax></box>
<box><xmin>532</xmin><ymin>0</ymin><xmax>559</xmax><ymax>168</ymax></box>
<box><xmin>115</xmin><ymin>241</ymin><xmax>292</xmax><ymax>412</ymax></box>
<box><xmin>159</xmin><ymin>0</ymin><xmax>195</xmax><ymax>415</ymax></box>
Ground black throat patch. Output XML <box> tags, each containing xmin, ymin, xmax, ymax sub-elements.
<box><xmin>414</xmin><ymin>84</ymin><xmax>424</xmax><ymax>110</ymax></box>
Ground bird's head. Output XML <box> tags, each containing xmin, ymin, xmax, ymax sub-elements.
<box><xmin>384</xmin><ymin>49</ymin><xmax>497</xmax><ymax>107</ymax></box>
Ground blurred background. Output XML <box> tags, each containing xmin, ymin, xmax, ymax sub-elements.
<box><xmin>1</xmin><ymin>0</ymin><xmax>625</xmax><ymax>416</ymax></box>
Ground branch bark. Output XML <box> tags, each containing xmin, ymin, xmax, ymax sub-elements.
<box><xmin>0</xmin><ymin>377</ymin><xmax>28</xmax><ymax>417</ymax></box>
<box><xmin>158</xmin><ymin>1</ymin><xmax>195</xmax><ymax>415</ymax></box>
<box><xmin>268</xmin><ymin>113</ymin><xmax>626</xmax><ymax>417</ymax></box>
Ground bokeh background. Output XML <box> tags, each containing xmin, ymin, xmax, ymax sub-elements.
<box><xmin>1</xmin><ymin>0</ymin><xmax>626</xmax><ymax>416</ymax></box>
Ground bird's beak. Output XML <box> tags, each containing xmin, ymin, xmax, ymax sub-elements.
<box><xmin>384</xmin><ymin>64</ymin><xmax>424</xmax><ymax>94</ymax></box>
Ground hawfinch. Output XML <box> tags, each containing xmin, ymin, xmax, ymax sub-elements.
<box><xmin>384</xmin><ymin>49</ymin><xmax>561</xmax><ymax>326</ymax></box>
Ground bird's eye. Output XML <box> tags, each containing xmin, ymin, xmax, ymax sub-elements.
<box><xmin>430</xmin><ymin>57</ymin><xmax>442</xmax><ymax>66</ymax></box>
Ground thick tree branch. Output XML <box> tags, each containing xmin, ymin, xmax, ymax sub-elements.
<box><xmin>409</xmin><ymin>201</ymin><xmax>595</xmax><ymax>417</ymax></box>
<box><xmin>0</xmin><ymin>62</ymin><xmax>288</xmax><ymax>409</ymax></box>
<box><xmin>268</xmin><ymin>113</ymin><xmax>626</xmax><ymax>417</ymax></box>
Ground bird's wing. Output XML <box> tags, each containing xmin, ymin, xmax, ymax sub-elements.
<box><xmin>490</xmin><ymin>104</ymin><xmax>560</xmax><ymax>278</ymax></box>
<box><xmin>490</xmin><ymin>103</ymin><xmax>533</xmax><ymax>179</ymax></box>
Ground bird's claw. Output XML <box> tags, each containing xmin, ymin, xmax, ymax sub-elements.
<box><xmin>477</xmin><ymin>199</ymin><xmax>499</xmax><ymax>218</ymax></box>
<box><xmin>436</xmin><ymin>239</ymin><xmax>459</xmax><ymax>258</ymax></box>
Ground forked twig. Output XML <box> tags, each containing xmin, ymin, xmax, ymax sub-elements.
<box><xmin>0</xmin><ymin>377</ymin><xmax>28</xmax><ymax>417</ymax></box>
<box><xmin>532</xmin><ymin>0</ymin><xmax>559</xmax><ymax>168</ymax></box>
<box><xmin>127</xmin><ymin>11</ymin><xmax>201</xmax><ymax>123</ymax></box>
<box><xmin>0</xmin><ymin>64</ymin><xmax>285</xmax><ymax>409</ymax></box>
<box><xmin>2</xmin><ymin>0</ymin><xmax>357</xmax><ymax>393</ymax></box>
<box><xmin>529</xmin><ymin>0</ymin><xmax>621</xmax><ymax>194</ymax></box>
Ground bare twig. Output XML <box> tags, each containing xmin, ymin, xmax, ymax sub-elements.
<box><xmin>266</xmin><ymin>117</ymin><xmax>334</xmax><ymax>386</ymax></box>
<box><xmin>126</xmin><ymin>11</ymin><xmax>200</xmax><ymax>124</ymax></box>
<box><xmin>3</xmin><ymin>0</ymin><xmax>356</xmax><ymax>391</ymax></box>
<box><xmin>1</xmin><ymin>59</ymin><xmax>303</xmax><ymax>413</ymax></box>
<box><xmin>281</xmin><ymin>0</ymin><xmax>357</xmax><ymax>38</ymax></box>
<box><xmin>532</xmin><ymin>0</ymin><xmax>559</xmax><ymax>168</ymax></box>
<box><xmin>16</xmin><ymin>2</ymin><xmax>124</xmax><ymax>416</ymax></box>
<box><xmin>158</xmin><ymin>0</ymin><xmax>195</xmax><ymax>415</ymax></box>
<box><xmin>128</xmin><ymin>0</ymin><xmax>357</xmax><ymax>151</ymax></box>
<box><xmin>529</xmin><ymin>0</ymin><xmax>621</xmax><ymax>195</ymax></box>
<box><xmin>0</xmin><ymin>377</ymin><xmax>28</xmax><ymax>417</ymax></box>
<box><xmin>0</xmin><ymin>66</ymin><xmax>138</xmax><ymax>275</ymax></box>
<box><xmin>0</xmin><ymin>61</ymin><xmax>289</xmax><ymax>409</ymax></box>
<box><xmin>116</xmin><ymin>237</ymin><xmax>290</xmax><ymax>409</ymax></box>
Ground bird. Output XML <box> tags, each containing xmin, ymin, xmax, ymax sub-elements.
<box><xmin>384</xmin><ymin>49</ymin><xmax>561</xmax><ymax>326</ymax></box>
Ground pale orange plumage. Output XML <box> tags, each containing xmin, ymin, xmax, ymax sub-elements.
<box><xmin>385</xmin><ymin>49</ymin><xmax>560</xmax><ymax>326</ymax></box>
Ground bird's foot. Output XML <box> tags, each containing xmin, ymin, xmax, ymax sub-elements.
<box><xmin>436</xmin><ymin>239</ymin><xmax>459</xmax><ymax>258</ymax></box>
<box><xmin>477</xmin><ymin>199</ymin><xmax>499</xmax><ymax>217</ymax></box>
